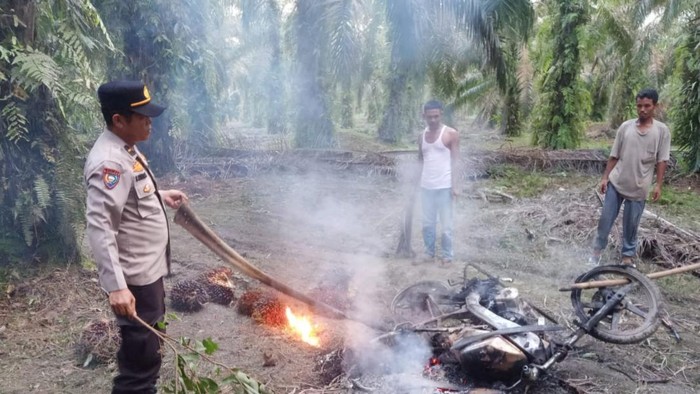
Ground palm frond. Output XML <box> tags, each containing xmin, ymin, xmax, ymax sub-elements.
<box><xmin>326</xmin><ymin>0</ymin><xmax>363</xmax><ymax>84</ymax></box>
<box><xmin>517</xmin><ymin>46</ymin><xmax>534</xmax><ymax>114</ymax></box>
<box><xmin>670</xmin><ymin>19</ymin><xmax>700</xmax><ymax>171</ymax></box>
<box><xmin>595</xmin><ymin>5</ymin><xmax>634</xmax><ymax>54</ymax></box>
<box><xmin>434</xmin><ymin>0</ymin><xmax>534</xmax><ymax>91</ymax></box>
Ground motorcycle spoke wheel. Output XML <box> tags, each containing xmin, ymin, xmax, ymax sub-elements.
<box><xmin>391</xmin><ymin>281</ymin><xmax>452</xmax><ymax>324</ymax></box>
<box><xmin>570</xmin><ymin>266</ymin><xmax>662</xmax><ymax>344</ymax></box>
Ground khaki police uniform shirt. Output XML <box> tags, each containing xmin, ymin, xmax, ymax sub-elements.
<box><xmin>609</xmin><ymin>119</ymin><xmax>671</xmax><ymax>201</ymax></box>
<box><xmin>84</xmin><ymin>129</ymin><xmax>170</xmax><ymax>293</ymax></box>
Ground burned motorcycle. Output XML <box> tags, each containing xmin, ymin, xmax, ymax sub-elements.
<box><xmin>388</xmin><ymin>263</ymin><xmax>662</xmax><ymax>390</ymax></box>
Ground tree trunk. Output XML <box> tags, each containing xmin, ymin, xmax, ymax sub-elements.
<box><xmin>131</xmin><ymin>83</ymin><xmax>175</xmax><ymax>174</ymax></box>
<box><xmin>378</xmin><ymin>70</ymin><xmax>408</xmax><ymax>143</ymax></box>
<box><xmin>266</xmin><ymin>9</ymin><xmax>286</xmax><ymax>134</ymax></box>
<box><xmin>378</xmin><ymin>0</ymin><xmax>420</xmax><ymax>144</ymax></box>
<box><xmin>607</xmin><ymin>58</ymin><xmax>634</xmax><ymax>129</ymax></box>
<box><xmin>502</xmin><ymin>85</ymin><xmax>522</xmax><ymax>136</ymax></box>
<box><xmin>340</xmin><ymin>87</ymin><xmax>354</xmax><ymax>129</ymax></box>
<box><xmin>531</xmin><ymin>0</ymin><xmax>588</xmax><ymax>149</ymax></box>
<box><xmin>671</xmin><ymin>19</ymin><xmax>700</xmax><ymax>172</ymax></box>
<box><xmin>118</xmin><ymin>3</ymin><xmax>175</xmax><ymax>173</ymax></box>
<box><xmin>294</xmin><ymin>0</ymin><xmax>334</xmax><ymax>148</ymax></box>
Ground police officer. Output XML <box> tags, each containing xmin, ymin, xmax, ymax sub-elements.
<box><xmin>85</xmin><ymin>80</ymin><xmax>187</xmax><ymax>393</ymax></box>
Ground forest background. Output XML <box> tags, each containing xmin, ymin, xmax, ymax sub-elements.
<box><xmin>0</xmin><ymin>0</ymin><xmax>699</xmax><ymax>265</ymax></box>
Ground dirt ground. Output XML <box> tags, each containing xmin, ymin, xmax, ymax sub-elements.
<box><xmin>1</xmin><ymin>132</ymin><xmax>700</xmax><ymax>393</ymax></box>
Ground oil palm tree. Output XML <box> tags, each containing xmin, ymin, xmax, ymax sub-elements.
<box><xmin>584</xmin><ymin>0</ymin><xmax>672</xmax><ymax>129</ymax></box>
<box><xmin>378</xmin><ymin>0</ymin><xmax>535</xmax><ymax>143</ymax></box>
<box><xmin>531</xmin><ymin>0</ymin><xmax>589</xmax><ymax>149</ymax></box>
<box><xmin>240</xmin><ymin>0</ymin><xmax>287</xmax><ymax>133</ymax></box>
<box><xmin>293</xmin><ymin>0</ymin><xmax>337</xmax><ymax>147</ymax></box>
<box><xmin>94</xmin><ymin>0</ymin><xmax>230</xmax><ymax>170</ymax></box>
<box><xmin>292</xmin><ymin>0</ymin><xmax>374</xmax><ymax>147</ymax></box>
<box><xmin>0</xmin><ymin>0</ymin><xmax>112</xmax><ymax>262</ymax></box>
<box><xmin>670</xmin><ymin>6</ymin><xmax>700</xmax><ymax>172</ymax></box>
<box><xmin>425</xmin><ymin>3</ymin><xmax>535</xmax><ymax>136</ymax></box>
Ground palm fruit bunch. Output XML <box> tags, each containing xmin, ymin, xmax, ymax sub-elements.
<box><xmin>77</xmin><ymin>319</ymin><xmax>121</xmax><ymax>365</ymax></box>
<box><xmin>170</xmin><ymin>279</ymin><xmax>209</xmax><ymax>312</ymax></box>
<box><xmin>199</xmin><ymin>267</ymin><xmax>236</xmax><ymax>306</ymax></box>
<box><xmin>237</xmin><ymin>288</ymin><xmax>287</xmax><ymax>327</ymax></box>
<box><xmin>237</xmin><ymin>288</ymin><xmax>266</xmax><ymax>316</ymax></box>
<box><xmin>251</xmin><ymin>294</ymin><xmax>286</xmax><ymax>327</ymax></box>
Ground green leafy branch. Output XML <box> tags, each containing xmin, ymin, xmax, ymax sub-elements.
<box><xmin>133</xmin><ymin>315</ymin><xmax>272</xmax><ymax>394</ymax></box>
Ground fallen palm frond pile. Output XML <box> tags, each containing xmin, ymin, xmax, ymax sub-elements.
<box><xmin>176</xmin><ymin>143</ymin><xmax>624</xmax><ymax>181</ymax></box>
<box><xmin>637</xmin><ymin>215</ymin><xmax>700</xmax><ymax>269</ymax></box>
<box><xmin>176</xmin><ymin>148</ymin><xmax>398</xmax><ymax>179</ymax></box>
<box><xmin>510</xmin><ymin>190</ymin><xmax>700</xmax><ymax>271</ymax></box>
<box><xmin>462</xmin><ymin>148</ymin><xmax>610</xmax><ymax>180</ymax></box>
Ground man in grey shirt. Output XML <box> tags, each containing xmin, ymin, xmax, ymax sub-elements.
<box><xmin>590</xmin><ymin>88</ymin><xmax>671</xmax><ymax>266</ymax></box>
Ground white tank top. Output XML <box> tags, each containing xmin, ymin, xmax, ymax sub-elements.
<box><xmin>420</xmin><ymin>125</ymin><xmax>452</xmax><ymax>189</ymax></box>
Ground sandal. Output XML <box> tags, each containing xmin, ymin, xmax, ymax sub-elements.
<box><xmin>620</xmin><ymin>257</ymin><xmax>637</xmax><ymax>268</ymax></box>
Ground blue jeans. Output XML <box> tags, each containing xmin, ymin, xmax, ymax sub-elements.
<box><xmin>594</xmin><ymin>183</ymin><xmax>645</xmax><ymax>257</ymax></box>
<box><xmin>422</xmin><ymin>188</ymin><xmax>453</xmax><ymax>260</ymax></box>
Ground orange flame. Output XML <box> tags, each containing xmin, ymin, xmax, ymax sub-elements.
<box><xmin>285</xmin><ymin>307</ymin><xmax>320</xmax><ymax>347</ymax></box>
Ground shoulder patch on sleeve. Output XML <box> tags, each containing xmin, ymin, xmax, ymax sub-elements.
<box><xmin>103</xmin><ymin>168</ymin><xmax>121</xmax><ymax>189</ymax></box>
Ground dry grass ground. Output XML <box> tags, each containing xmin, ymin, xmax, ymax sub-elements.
<box><xmin>1</xmin><ymin>125</ymin><xmax>699</xmax><ymax>393</ymax></box>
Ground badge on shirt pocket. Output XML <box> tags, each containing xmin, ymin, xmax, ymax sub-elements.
<box><xmin>135</xmin><ymin>177</ymin><xmax>161</xmax><ymax>218</ymax></box>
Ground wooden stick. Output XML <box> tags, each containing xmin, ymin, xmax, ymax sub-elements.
<box><xmin>174</xmin><ymin>203</ymin><xmax>385</xmax><ymax>331</ymax></box>
<box><xmin>559</xmin><ymin>262</ymin><xmax>700</xmax><ymax>291</ymax></box>
<box><xmin>395</xmin><ymin>189</ymin><xmax>416</xmax><ymax>257</ymax></box>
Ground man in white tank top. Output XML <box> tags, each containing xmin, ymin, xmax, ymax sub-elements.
<box><xmin>417</xmin><ymin>100</ymin><xmax>460</xmax><ymax>264</ymax></box>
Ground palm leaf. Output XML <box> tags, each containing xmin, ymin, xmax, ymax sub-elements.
<box><xmin>326</xmin><ymin>0</ymin><xmax>364</xmax><ymax>85</ymax></box>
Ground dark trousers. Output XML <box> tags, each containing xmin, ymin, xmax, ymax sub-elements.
<box><xmin>113</xmin><ymin>278</ymin><xmax>166</xmax><ymax>394</ymax></box>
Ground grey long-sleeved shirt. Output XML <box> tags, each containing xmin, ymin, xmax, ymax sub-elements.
<box><xmin>84</xmin><ymin>129</ymin><xmax>170</xmax><ymax>293</ymax></box>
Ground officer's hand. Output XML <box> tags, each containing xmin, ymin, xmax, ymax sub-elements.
<box><xmin>160</xmin><ymin>189</ymin><xmax>189</xmax><ymax>209</ymax></box>
<box><xmin>109</xmin><ymin>288</ymin><xmax>136</xmax><ymax>319</ymax></box>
